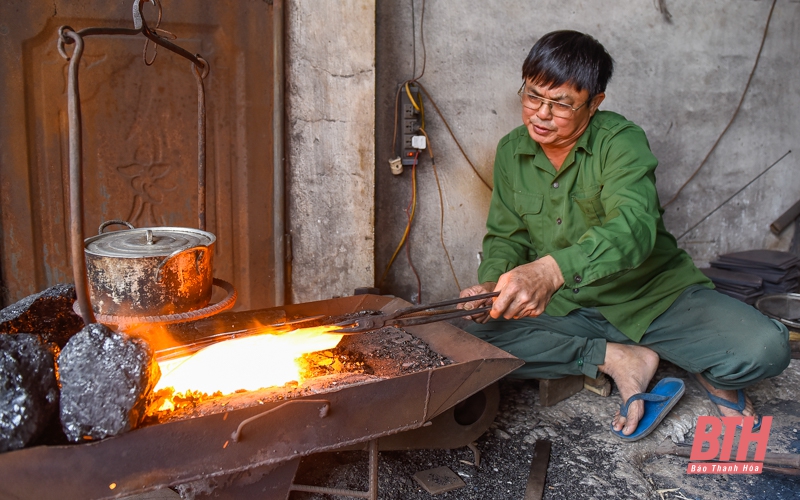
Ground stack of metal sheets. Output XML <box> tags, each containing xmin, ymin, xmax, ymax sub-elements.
<box><xmin>703</xmin><ymin>250</ymin><xmax>800</xmax><ymax>304</ymax></box>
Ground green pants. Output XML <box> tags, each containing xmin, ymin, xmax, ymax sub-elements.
<box><xmin>465</xmin><ymin>285</ymin><xmax>790</xmax><ymax>391</ymax></box>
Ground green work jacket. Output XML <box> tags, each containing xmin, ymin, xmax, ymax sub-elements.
<box><xmin>478</xmin><ymin>111</ymin><xmax>712</xmax><ymax>342</ymax></box>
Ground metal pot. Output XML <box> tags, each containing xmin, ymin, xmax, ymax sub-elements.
<box><xmin>84</xmin><ymin>220</ymin><xmax>216</xmax><ymax>317</ymax></box>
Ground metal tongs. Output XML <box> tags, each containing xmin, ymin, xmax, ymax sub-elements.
<box><xmin>332</xmin><ymin>292</ymin><xmax>499</xmax><ymax>334</ymax></box>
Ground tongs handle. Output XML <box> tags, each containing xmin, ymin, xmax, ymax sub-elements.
<box><xmin>392</xmin><ymin>291</ymin><xmax>499</xmax><ymax>317</ymax></box>
<box><xmin>387</xmin><ymin>291</ymin><xmax>500</xmax><ymax>327</ymax></box>
<box><xmin>332</xmin><ymin>291</ymin><xmax>500</xmax><ymax>334</ymax></box>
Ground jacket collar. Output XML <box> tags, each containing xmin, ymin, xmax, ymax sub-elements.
<box><xmin>513</xmin><ymin>116</ymin><xmax>597</xmax><ymax>161</ymax></box>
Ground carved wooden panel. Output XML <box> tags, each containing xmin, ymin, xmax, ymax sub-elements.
<box><xmin>0</xmin><ymin>1</ymin><xmax>276</xmax><ymax>310</ymax></box>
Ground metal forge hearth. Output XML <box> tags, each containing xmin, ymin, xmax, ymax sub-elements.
<box><xmin>0</xmin><ymin>294</ymin><xmax>522</xmax><ymax>499</ymax></box>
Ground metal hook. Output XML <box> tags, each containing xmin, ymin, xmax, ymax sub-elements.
<box><xmin>193</xmin><ymin>55</ymin><xmax>210</xmax><ymax>79</ymax></box>
<box><xmin>142</xmin><ymin>0</ymin><xmax>173</xmax><ymax>66</ymax></box>
<box><xmin>57</xmin><ymin>26</ymin><xmax>75</xmax><ymax>60</ymax></box>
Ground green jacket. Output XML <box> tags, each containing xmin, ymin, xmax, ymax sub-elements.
<box><xmin>478</xmin><ymin>111</ymin><xmax>712</xmax><ymax>342</ymax></box>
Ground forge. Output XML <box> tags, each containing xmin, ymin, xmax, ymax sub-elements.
<box><xmin>0</xmin><ymin>294</ymin><xmax>523</xmax><ymax>499</ymax></box>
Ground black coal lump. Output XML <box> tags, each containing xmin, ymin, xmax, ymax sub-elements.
<box><xmin>0</xmin><ymin>334</ymin><xmax>59</xmax><ymax>452</ymax></box>
<box><xmin>0</xmin><ymin>283</ymin><xmax>85</xmax><ymax>348</ymax></box>
<box><xmin>58</xmin><ymin>323</ymin><xmax>161</xmax><ymax>442</ymax></box>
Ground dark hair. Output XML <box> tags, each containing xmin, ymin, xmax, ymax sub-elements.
<box><xmin>522</xmin><ymin>30</ymin><xmax>614</xmax><ymax>99</ymax></box>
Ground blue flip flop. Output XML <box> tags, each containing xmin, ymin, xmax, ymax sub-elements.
<box><xmin>699</xmin><ymin>386</ymin><xmax>761</xmax><ymax>431</ymax></box>
<box><xmin>611</xmin><ymin>377</ymin><xmax>685</xmax><ymax>442</ymax></box>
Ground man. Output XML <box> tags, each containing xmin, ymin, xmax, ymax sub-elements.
<box><xmin>459</xmin><ymin>30</ymin><xmax>790</xmax><ymax>440</ymax></box>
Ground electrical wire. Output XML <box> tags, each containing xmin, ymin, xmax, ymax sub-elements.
<box><xmin>417</xmin><ymin>127</ymin><xmax>461</xmax><ymax>291</ymax></box>
<box><xmin>411</xmin><ymin>0</ymin><xmax>427</xmax><ymax>82</ymax></box>
<box><xmin>404</xmin><ymin>164</ymin><xmax>422</xmax><ymax>304</ymax></box>
<box><xmin>379</xmin><ymin>152</ymin><xmax>420</xmax><ymax>289</ymax></box>
<box><xmin>383</xmin><ymin>0</ymin><xmax>481</xmax><ymax>296</ymax></box>
<box><xmin>663</xmin><ymin>0</ymin><xmax>776</xmax><ymax>208</ymax></box>
<box><xmin>415</xmin><ymin>81</ymin><xmax>492</xmax><ymax>190</ymax></box>
<box><xmin>410</xmin><ymin>0</ymin><xmax>416</xmax><ymax>79</ymax></box>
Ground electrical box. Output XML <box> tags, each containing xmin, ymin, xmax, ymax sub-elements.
<box><xmin>397</xmin><ymin>83</ymin><xmax>422</xmax><ymax>166</ymax></box>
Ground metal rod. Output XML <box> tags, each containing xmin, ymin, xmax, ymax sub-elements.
<box><xmin>368</xmin><ymin>439</ymin><xmax>379</xmax><ymax>500</ymax></box>
<box><xmin>289</xmin><ymin>484</ymin><xmax>372</xmax><ymax>499</ymax></box>
<box><xmin>289</xmin><ymin>439</ymin><xmax>379</xmax><ymax>499</ymax></box>
<box><xmin>273</xmin><ymin>0</ymin><xmax>287</xmax><ymax>306</ymax></box>
<box><xmin>193</xmin><ymin>58</ymin><xmax>208</xmax><ymax>231</ymax></box>
<box><xmin>64</xmin><ymin>30</ymin><xmax>96</xmax><ymax>325</ymax></box>
<box><xmin>231</xmin><ymin>399</ymin><xmax>330</xmax><ymax>443</ymax></box>
<box><xmin>677</xmin><ymin>150</ymin><xmax>792</xmax><ymax>241</ymax></box>
<box><xmin>61</xmin><ymin>2</ymin><xmax>207</xmax><ymax>70</ymax></box>
<box><xmin>770</xmin><ymin>198</ymin><xmax>800</xmax><ymax>235</ymax></box>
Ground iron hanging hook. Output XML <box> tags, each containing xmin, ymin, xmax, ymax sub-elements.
<box><xmin>141</xmin><ymin>0</ymin><xmax>179</xmax><ymax>66</ymax></box>
<box><xmin>56</xmin><ymin>26</ymin><xmax>76</xmax><ymax>60</ymax></box>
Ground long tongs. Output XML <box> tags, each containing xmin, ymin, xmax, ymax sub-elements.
<box><xmin>332</xmin><ymin>292</ymin><xmax>499</xmax><ymax>334</ymax></box>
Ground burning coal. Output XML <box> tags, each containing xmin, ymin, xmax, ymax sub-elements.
<box><xmin>153</xmin><ymin>326</ymin><xmax>344</xmax><ymax>406</ymax></box>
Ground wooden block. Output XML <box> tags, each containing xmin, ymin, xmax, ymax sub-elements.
<box><xmin>536</xmin><ymin>375</ymin><xmax>584</xmax><ymax>407</ymax></box>
<box><xmin>584</xmin><ymin>373</ymin><xmax>612</xmax><ymax>397</ymax></box>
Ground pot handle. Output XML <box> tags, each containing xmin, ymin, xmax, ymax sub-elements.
<box><xmin>155</xmin><ymin>245</ymin><xmax>208</xmax><ymax>282</ymax></box>
<box><xmin>98</xmin><ymin>220</ymin><xmax>135</xmax><ymax>235</ymax></box>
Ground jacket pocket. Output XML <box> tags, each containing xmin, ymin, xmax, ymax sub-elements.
<box><xmin>571</xmin><ymin>186</ymin><xmax>605</xmax><ymax>226</ymax></box>
<box><xmin>513</xmin><ymin>192</ymin><xmax>544</xmax><ymax>237</ymax></box>
<box><xmin>514</xmin><ymin>192</ymin><xmax>543</xmax><ymax>216</ymax></box>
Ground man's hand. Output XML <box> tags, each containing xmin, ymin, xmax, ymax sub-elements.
<box><xmin>458</xmin><ymin>282</ymin><xmax>497</xmax><ymax>323</ymax></box>
<box><xmin>491</xmin><ymin>255</ymin><xmax>565</xmax><ymax>320</ymax></box>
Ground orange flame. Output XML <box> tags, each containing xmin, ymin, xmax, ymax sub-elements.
<box><xmin>154</xmin><ymin>326</ymin><xmax>344</xmax><ymax>397</ymax></box>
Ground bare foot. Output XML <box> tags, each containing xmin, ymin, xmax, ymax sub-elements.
<box><xmin>694</xmin><ymin>373</ymin><xmax>757</xmax><ymax>425</ymax></box>
<box><xmin>598</xmin><ymin>344</ymin><xmax>660</xmax><ymax>436</ymax></box>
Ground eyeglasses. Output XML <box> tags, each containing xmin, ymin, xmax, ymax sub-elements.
<box><xmin>517</xmin><ymin>83</ymin><xmax>588</xmax><ymax>118</ymax></box>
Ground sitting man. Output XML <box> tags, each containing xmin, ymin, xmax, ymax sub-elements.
<box><xmin>459</xmin><ymin>30</ymin><xmax>790</xmax><ymax>440</ymax></box>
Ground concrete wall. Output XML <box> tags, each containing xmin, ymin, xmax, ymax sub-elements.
<box><xmin>286</xmin><ymin>0</ymin><xmax>376</xmax><ymax>303</ymax></box>
<box><xmin>374</xmin><ymin>0</ymin><xmax>800</xmax><ymax>303</ymax></box>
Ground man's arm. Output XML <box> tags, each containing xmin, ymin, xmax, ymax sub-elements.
<box><xmin>476</xmin><ymin>144</ymin><xmax>537</xmax><ymax>284</ymax></box>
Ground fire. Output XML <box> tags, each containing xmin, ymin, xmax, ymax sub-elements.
<box><xmin>154</xmin><ymin>326</ymin><xmax>344</xmax><ymax>399</ymax></box>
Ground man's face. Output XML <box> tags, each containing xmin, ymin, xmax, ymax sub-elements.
<box><xmin>521</xmin><ymin>79</ymin><xmax>604</xmax><ymax>150</ymax></box>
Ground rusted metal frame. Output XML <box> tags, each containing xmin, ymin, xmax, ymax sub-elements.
<box><xmin>57</xmin><ymin>0</ymin><xmax>210</xmax><ymax>324</ymax></box>
<box><xmin>289</xmin><ymin>439</ymin><xmax>379</xmax><ymax>500</ymax></box>
<box><xmin>273</xmin><ymin>0</ymin><xmax>286</xmax><ymax>305</ymax></box>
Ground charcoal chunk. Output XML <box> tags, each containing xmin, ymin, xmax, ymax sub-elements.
<box><xmin>58</xmin><ymin>323</ymin><xmax>160</xmax><ymax>442</ymax></box>
<box><xmin>0</xmin><ymin>334</ymin><xmax>59</xmax><ymax>452</ymax></box>
<box><xmin>0</xmin><ymin>284</ymin><xmax>85</xmax><ymax>348</ymax></box>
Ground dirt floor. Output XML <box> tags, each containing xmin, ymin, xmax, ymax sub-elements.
<box><xmin>287</xmin><ymin>358</ymin><xmax>800</xmax><ymax>500</ymax></box>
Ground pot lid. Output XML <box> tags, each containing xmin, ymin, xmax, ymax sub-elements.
<box><xmin>84</xmin><ymin>227</ymin><xmax>215</xmax><ymax>258</ymax></box>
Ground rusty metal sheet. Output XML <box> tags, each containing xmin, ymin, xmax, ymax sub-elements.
<box><xmin>0</xmin><ymin>0</ymin><xmax>276</xmax><ymax>311</ymax></box>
